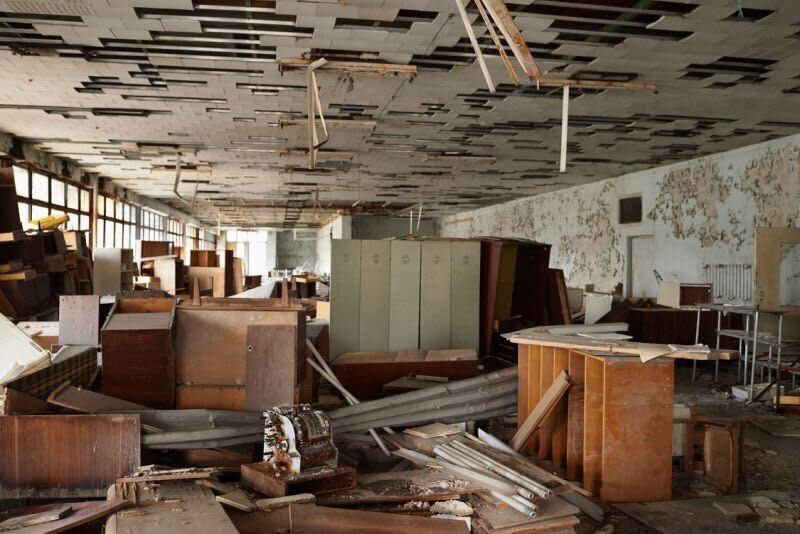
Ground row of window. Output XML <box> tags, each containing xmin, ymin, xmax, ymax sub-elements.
<box><xmin>12</xmin><ymin>163</ymin><xmax>217</xmax><ymax>252</ymax></box>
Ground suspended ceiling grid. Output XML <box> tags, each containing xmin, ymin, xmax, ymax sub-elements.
<box><xmin>0</xmin><ymin>0</ymin><xmax>797</xmax><ymax>227</ymax></box>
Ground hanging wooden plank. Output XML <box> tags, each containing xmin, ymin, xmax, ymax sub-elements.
<box><xmin>481</xmin><ymin>0</ymin><xmax>542</xmax><ymax>80</ymax></box>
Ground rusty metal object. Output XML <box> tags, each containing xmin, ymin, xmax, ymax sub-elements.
<box><xmin>263</xmin><ymin>405</ymin><xmax>336</xmax><ymax>475</ymax></box>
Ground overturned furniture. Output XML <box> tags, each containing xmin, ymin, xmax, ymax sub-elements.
<box><xmin>509</xmin><ymin>328</ymin><xmax>679</xmax><ymax>502</ymax></box>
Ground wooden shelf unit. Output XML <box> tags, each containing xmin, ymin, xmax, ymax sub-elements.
<box><xmin>516</xmin><ymin>342</ymin><xmax>674</xmax><ymax>503</ymax></box>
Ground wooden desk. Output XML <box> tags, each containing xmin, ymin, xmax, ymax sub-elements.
<box><xmin>517</xmin><ymin>342</ymin><xmax>674</xmax><ymax>502</ymax></box>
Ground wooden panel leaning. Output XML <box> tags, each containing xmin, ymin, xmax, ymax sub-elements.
<box><xmin>515</xmin><ymin>341</ymin><xmax>674</xmax><ymax>503</ymax></box>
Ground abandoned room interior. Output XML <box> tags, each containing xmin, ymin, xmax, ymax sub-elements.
<box><xmin>0</xmin><ymin>0</ymin><xmax>799</xmax><ymax>532</ymax></box>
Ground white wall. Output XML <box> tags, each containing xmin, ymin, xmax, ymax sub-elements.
<box><xmin>440</xmin><ymin>134</ymin><xmax>800</xmax><ymax>300</ymax></box>
<box><xmin>315</xmin><ymin>215</ymin><xmax>351</xmax><ymax>276</ymax></box>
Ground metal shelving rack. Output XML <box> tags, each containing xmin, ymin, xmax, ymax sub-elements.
<box><xmin>689</xmin><ymin>304</ymin><xmax>800</xmax><ymax>406</ymax></box>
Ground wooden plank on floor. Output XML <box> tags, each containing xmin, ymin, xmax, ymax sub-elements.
<box><xmin>107</xmin><ymin>481</ymin><xmax>238</xmax><ymax>534</ymax></box>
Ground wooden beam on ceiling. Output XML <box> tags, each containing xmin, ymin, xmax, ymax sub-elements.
<box><xmin>279</xmin><ymin>58</ymin><xmax>418</xmax><ymax>80</ymax></box>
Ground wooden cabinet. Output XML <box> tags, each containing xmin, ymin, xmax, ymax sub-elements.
<box><xmin>517</xmin><ymin>342</ymin><xmax>674</xmax><ymax>502</ymax></box>
<box><xmin>101</xmin><ymin>297</ymin><xmax>176</xmax><ymax>408</ymax></box>
<box><xmin>175</xmin><ymin>298</ymin><xmax>306</xmax><ymax>410</ymax></box>
<box><xmin>93</xmin><ymin>248</ymin><xmax>134</xmax><ymax>296</ymax></box>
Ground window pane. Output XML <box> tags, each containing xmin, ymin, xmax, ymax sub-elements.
<box><xmin>97</xmin><ymin>195</ymin><xmax>105</xmax><ymax>216</ymax></box>
<box><xmin>32</xmin><ymin>173</ymin><xmax>48</xmax><ymax>202</ymax></box>
<box><xmin>31</xmin><ymin>204</ymin><xmax>48</xmax><ymax>221</ymax></box>
<box><xmin>13</xmin><ymin>166</ymin><xmax>28</xmax><ymax>197</ymax></box>
<box><xmin>67</xmin><ymin>185</ymin><xmax>79</xmax><ymax>209</ymax></box>
<box><xmin>97</xmin><ymin>219</ymin><xmax>105</xmax><ymax>246</ymax></box>
<box><xmin>80</xmin><ymin>189</ymin><xmax>90</xmax><ymax>213</ymax></box>
<box><xmin>105</xmin><ymin>220</ymin><xmax>114</xmax><ymax>246</ymax></box>
<box><xmin>18</xmin><ymin>202</ymin><xmax>28</xmax><ymax>225</ymax></box>
<box><xmin>115</xmin><ymin>222</ymin><xmax>122</xmax><ymax>247</ymax></box>
<box><xmin>51</xmin><ymin>180</ymin><xmax>65</xmax><ymax>206</ymax></box>
<box><xmin>115</xmin><ymin>201</ymin><xmax>123</xmax><ymax>220</ymax></box>
<box><xmin>123</xmin><ymin>204</ymin><xmax>130</xmax><ymax>222</ymax></box>
<box><xmin>66</xmin><ymin>215</ymin><xmax>77</xmax><ymax>230</ymax></box>
<box><xmin>105</xmin><ymin>197</ymin><xmax>114</xmax><ymax>218</ymax></box>
<box><xmin>51</xmin><ymin>208</ymin><xmax>64</xmax><ymax>217</ymax></box>
<box><xmin>80</xmin><ymin>214</ymin><xmax>89</xmax><ymax>231</ymax></box>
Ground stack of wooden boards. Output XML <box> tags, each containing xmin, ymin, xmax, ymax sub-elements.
<box><xmin>0</xmin><ymin>169</ymin><xmax>94</xmax><ymax>317</ymax></box>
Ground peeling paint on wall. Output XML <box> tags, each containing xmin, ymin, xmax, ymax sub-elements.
<box><xmin>440</xmin><ymin>134</ymin><xmax>800</xmax><ymax>295</ymax></box>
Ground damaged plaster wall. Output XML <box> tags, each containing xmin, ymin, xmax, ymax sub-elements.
<box><xmin>439</xmin><ymin>134</ymin><xmax>800</xmax><ymax>297</ymax></box>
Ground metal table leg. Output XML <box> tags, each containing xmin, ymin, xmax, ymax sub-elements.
<box><xmin>748</xmin><ymin>311</ymin><xmax>759</xmax><ymax>401</ymax></box>
<box><xmin>741</xmin><ymin>314</ymin><xmax>750</xmax><ymax>385</ymax></box>
<box><xmin>776</xmin><ymin>315</ymin><xmax>784</xmax><ymax>410</ymax></box>
<box><xmin>714</xmin><ymin>310</ymin><xmax>722</xmax><ymax>383</ymax></box>
<box><xmin>692</xmin><ymin>306</ymin><xmax>701</xmax><ymax>383</ymax></box>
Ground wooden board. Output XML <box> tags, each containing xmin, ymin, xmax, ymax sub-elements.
<box><xmin>566</xmin><ymin>350</ymin><xmax>585</xmax><ymax>481</ymax></box>
<box><xmin>107</xmin><ymin>481</ymin><xmax>238</xmax><ymax>534</ymax></box>
<box><xmin>599</xmin><ymin>355</ymin><xmax>673</xmax><ymax>502</ymax></box>
<box><xmin>102</xmin><ymin>315</ymin><xmax>175</xmax><ymax>409</ymax></box>
<box><xmin>359</xmin><ymin>240</ymin><xmax>391</xmax><ymax>352</ymax></box>
<box><xmin>450</xmin><ymin>240</ymin><xmax>480</xmax><ymax>352</ymax></box>
<box><xmin>582</xmin><ymin>356</ymin><xmax>604</xmax><ymax>496</ymax></box>
<box><xmin>0</xmin><ymin>415</ymin><xmax>140</xmax><ymax>499</ymax></box>
<box><xmin>330</xmin><ymin>239</ymin><xmax>361</xmax><ymax>359</ymax></box>
<box><xmin>175</xmin><ymin>305</ymin><xmax>304</xmax><ymax>387</ymax></box>
<box><xmin>58</xmin><ymin>295</ymin><xmax>100</xmax><ymax>346</ymax></box>
<box><xmin>537</xmin><ymin>346</ymin><xmax>555</xmax><ymax>459</ymax></box>
<box><xmin>245</xmin><ymin>324</ymin><xmax>302</xmax><ymax>411</ymax></box>
<box><xmin>551</xmin><ymin>348</ymin><xmax>570</xmax><ymax>469</ymax></box>
<box><xmin>2</xmin><ymin>500</ymin><xmax>129</xmax><ymax>534</ymax></box>
<box><xmin>176</xmin><ymin>386</ymin><xmax>246</xmax><ymax>411</ymax></box>
<box><xmin>754</xmin><ymin>226</ymin><xmax>800</xmax><ymax>310</ymax></box>
<box><xmin>290</xmin><ymin>503</ymin><xmax>469</xmax><ymax>533</ymax></box>
<box><xmin>47</xmin><ymin>383</ymin><xmax>148</xmax><ymax>413</ymax></box>
<box><xmin>420</xmin><ymin>241</ymin><xmax>451</xmax><ymax>350</ymax></box>
<box><xmin>474</xmin><ymin>495</ymin><xmax>578</xmax><ymax>531</ymax></box>
<box><xmin>510</xmin><ymin>368</ymin><xmax>569</xmax><ymax>451</ymax></box>
<box><xmin>187</xmin><ymin>266</ymin><xmax>226</xmax><ymax>298</ymax></box>
<box><xmin>388</xmin><ymin>240</ymin><xmax>421</xmax><ymax>351</ymax></box>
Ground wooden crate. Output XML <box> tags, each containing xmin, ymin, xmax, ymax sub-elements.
<box><xmin>517</xmin><ymin>342</ymin><xmax>674</xmax><ymax>502</ymax></box>
<box><xmin>101</xmin><ymin>297</ymin><xmax>176</xmax><ymax>408</ymax></box>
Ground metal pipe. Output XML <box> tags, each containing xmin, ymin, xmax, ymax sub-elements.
<box><xmin>451</xmin><ymin>440</ymin><xmax>552</xmax><ymax>498</ymax></box>
<box><xmin>334</xmin><ymin>393</ymin><xmax>516</xmax><ymax>432</ymax></box>
<box><xmin>328</xmin><ymin>367</ymin><xmax>517</xmax><ymax>420</ymax></box>
<box><xmin>335</xmin><ymin>402</ymin><xmax>517</xmax><ymax>433</ymax></box>
<box><xmin>437</xmin><ymin>443</ymin><xmax>539</xmax><ymax>500</ymax></box>
<box><xmin>395</xmin><ymin>448</ymin><xmax>532</xmax><ymax>500</ymax></box>
<box><xmin>330</xmin><ymin>380</ymin><xmax>517</xmax><ymax>427</ymax></box>
<box><xmin>510</xmin><ymin>494</ymin><xmax>539</xmax><ymax>517</ymax></box>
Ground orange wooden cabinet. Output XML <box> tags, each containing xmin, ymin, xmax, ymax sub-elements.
<box><xmin>516</xmin><ymin>343</ymin><xmax>674</xmax><ymax>502</ymax></box>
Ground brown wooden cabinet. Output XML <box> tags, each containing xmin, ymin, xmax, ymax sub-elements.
<box><xmin>517</xmin><ymin>342</ymin><xmax>674</xmax><ymax>502</ymax></box>
<box><xmin>101</xmin><ymin>297</ymin><xmax>176</xmax><ymax>408</ymax></box>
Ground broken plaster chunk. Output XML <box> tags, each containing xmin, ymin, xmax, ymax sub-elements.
<box><xmin>712</xmin><ymin>501</ymin><xmax>753</xmax><ymax>517</ymax></box>
<box><xmin>748</xmin><ymin>496</ymin><xmax>781</xmax><ymax>509</ymax></box>
<box><xmin>430</xmin><ymin>500</ymin><xmax>473</xmax><ymax>517</ymax></box>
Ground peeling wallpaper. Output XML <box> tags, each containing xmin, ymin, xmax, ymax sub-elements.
<box><xmin>439</xmin><ymin>134</ymin><xmax>800</xmax><ymax>295</ymax></box>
